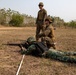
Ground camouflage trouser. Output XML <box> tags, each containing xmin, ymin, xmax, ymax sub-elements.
<box><xmin>45</xmin><ymin>49</ymin><xmax>76</xmax><ymax>63</ymax></box>
<box><xmin>36</xmin><ymin>21</ymin><xmax>45</xmax><ymax>41</ymax></box>
<box><xmin>41</xmin><ymin>37</ymin><xmax>56</xmax><ymax>49</ymax></box>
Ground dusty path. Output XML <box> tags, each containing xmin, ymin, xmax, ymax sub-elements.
<box><xmin>0</xmin><ymin>27</ymin><xmax>76</xmax><ymax>75</ymax></box>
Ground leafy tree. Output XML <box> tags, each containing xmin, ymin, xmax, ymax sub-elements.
<box><xmin>9</xmin><ymin>14</ymin><xmax>24</xmax><ymax>26</ymax></box>
<box><xmin>64</xmin><ymin>22</ymin><xmax>69</xmax><ymax>28</ymax></box>
<box><xmin>69</xmin><ymin>21</ymin><xmax>76</xmax><ymax>28</ymax></box>
<box><xmin>0</xmin><ymin>8</ymin><xmax>6</xmax><ymax>25</ymax></box>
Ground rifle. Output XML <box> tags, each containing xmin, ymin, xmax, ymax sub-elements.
<box><xmin>3</xmin><ymin>41</ymin><xmax>29</xmax><ymax>51</ymax></box>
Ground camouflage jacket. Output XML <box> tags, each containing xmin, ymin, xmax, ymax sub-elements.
<box><xmin>38</xmin><ymin>24</ymin><xmax>55</xmax><ymax>39</ymax></box>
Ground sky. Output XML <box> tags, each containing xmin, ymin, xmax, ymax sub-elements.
<box><xmin>0</xmin><ymin>0</ymin><xmax>76</xmax><ymax>22</ymax></box>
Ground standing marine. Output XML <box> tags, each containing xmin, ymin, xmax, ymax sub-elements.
<box><xmin>36</xmin><ymin>2</ymin><xmax>47</xmax><ymax>41</ymax></box>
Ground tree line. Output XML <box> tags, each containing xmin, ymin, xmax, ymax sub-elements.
<box><xmin>0</xmin><ymin>8</ymin><xmax>35</xmax><ymax>27</ymax></box>
<box><xmin>0</xmin><ymin>8</ymin><xmax>76</xmax><ymax>28</ymax></box>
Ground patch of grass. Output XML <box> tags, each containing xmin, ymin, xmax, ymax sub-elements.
<box><xmin>19</xmin><ymin>72</ymin><xmax>26</xmax><ymax>75</ymax></box>
<box><xmin>39</xmin><ymin>71</ymin><xmax>46</xmax><ymax>75</ymax></box>
<box><xmin>40</xmin><ymin>58</ymin><xmax>52</xmax><ymax>66</ymax></box>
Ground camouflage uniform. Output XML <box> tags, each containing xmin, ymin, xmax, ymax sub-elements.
<box><xmin>25</xmin><ymin>46</ymin><xmax>76</xmax><ymax>63</ymax></box>
<box><xmin>21</xmin><ymin>37</ymin><xmax>76</xmax><ymax>63</ymax></box>
<box><xmin>36</xmin><ymin>2</ymin><xmax>47</xmax><ymax>41</ymax></box>
<box><xmin>38</xmin><ymin>20</ymin><xmax>56</xmax><ymax>49</ymax></box>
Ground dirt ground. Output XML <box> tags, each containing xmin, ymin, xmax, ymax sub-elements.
<box><xmin>0</xmin><ymin>27</ymin><xmax>76</xmax><ymax>75</ymax></box>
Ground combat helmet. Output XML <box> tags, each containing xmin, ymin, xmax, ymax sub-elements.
<box><xmin>45</xmin><ymin>16</ymin><xmax>53</xmax><ymax>23</ymax></box>
<box><xmin>27</xmin><ymin>37</ymin><xmax>36</xmax><ymax>44</ymax></box>
<box><xmin>38</xmin><ymin>2</ymin><xmax>44</xmax><ymax>6</ymax></box>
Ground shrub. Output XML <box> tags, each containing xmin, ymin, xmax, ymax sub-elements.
<box><xmin>9</xmin><ymin>14</ymin><xmax>24</xmax><ymax>27</ymax></box>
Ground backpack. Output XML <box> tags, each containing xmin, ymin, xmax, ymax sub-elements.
<box><xmin>34</xmin><ymin>42</ymin><xmax>49</xmax><ymax>55</ymax></box>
